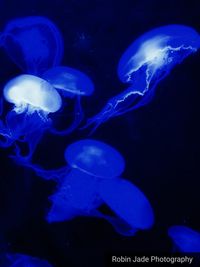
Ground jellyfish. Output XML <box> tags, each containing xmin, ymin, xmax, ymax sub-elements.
<box><xmin>21</xmin><ymin>139</ymin><xmax>154</xmax><ymax>236</ymax></box>
<box><xmin>97</xmin><ymin>177</ymin><xmax>154</xmax><ymax>236</ymax></box>
<box><xmin>46</xmin><ymin>139</ymin><xmax>125</xmax><ymax>219</ymax></box>
<box><xmin>1</xmin><ymin>16</ymin><xmax>64</xmax><ymax>75</ymax></box>
<box><xmin>168</xmin><ymin>225</ymin><xmax>200</xmax><ymax>253</ymax></box>
<box><xmin>0</xmin><ymin>74</ymin><xmax>62</xmax><ymax>159</ymax></box>
<box><xmin>84</xmin><ymin>25</ymin><xmax>200</xmax><ymax>132</ymax></box>
<box><xmin>42</xmin><ymin>66</ymin><xmax>94</xmax><ymax>134</ymax></box>
<box><xmin>0</xmin><ymin>253</ymin><xmax>53</xmax><ymax>267</ymax></box>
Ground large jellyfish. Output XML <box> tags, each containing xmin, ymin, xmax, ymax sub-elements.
<box><xmin>42</xmin><ymin>66</ymin><xmax>94</xmax><ymax>135</ymax></box>
<box><xmin>168</xmin><ymin>225</ymin><xmax>200</xmax><ymax>252</ymax></box>
<box><xmin>0</xmin><ymin>253</ymin><xmax>53</xmax><ymax>267</ymax></box>
<box><xmin>0</xmin><ymin>74</ymin><xmax>62</xmax><ymax>159</ymax></box>
<box><xmin>21</xmin><ymin>139</ymin><xmax>154</xmax><ymax>236</ymax></box>
<box><xmin>97</xmin><ymin>177</ymin><xmax>154</xmax><ymax>236</ymax></box>
<box><xmin>0</xmin><ymin>16</ymin><xmax>64</xmax><ymax>75</ymax></box>
<box><xmin>84</xmin><ymin>25</ymin><xmax>200</xmax><ymax>132</ymax></box>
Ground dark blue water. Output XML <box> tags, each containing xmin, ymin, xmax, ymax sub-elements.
<box><xmin>0</xmin><ymin>0</ymin><xmax>200</xmax><ymax>266</ymax></box>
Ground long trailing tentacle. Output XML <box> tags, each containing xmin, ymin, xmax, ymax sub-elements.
<box><xmin>81</xmin><ymin>87</ymin><xmax>143</xmax><ymax>135</ymax></box>
<box><xmin>50</xmin><ymin>95</ymin><xmax>84</xmax><ymax>136</ymax></box>
<box><xmin>11</xmin><ymin>148</ymin><xmax>69</xmax><ymax>182</ymax></box>
<box><xmin>0</xmin><ymin>119</ymin><xmax>14</xmax><ymax>147</ymax></box>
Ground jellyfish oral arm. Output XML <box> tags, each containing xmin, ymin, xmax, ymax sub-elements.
<box><xmin>47</xmin><ymin>168</ymin><xmax>101</xmax><ymax>223</ymax></box>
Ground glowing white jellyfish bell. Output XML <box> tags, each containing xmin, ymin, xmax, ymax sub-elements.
<box><xmin>3</xmin><ymin>74</ymin><xmax>62</xmax><ymax>116</ymax></box>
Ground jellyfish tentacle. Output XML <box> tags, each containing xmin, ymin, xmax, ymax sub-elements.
<box><xmin>82</xmin><ymin>88</ymin><xmax>143</xmax><ymax>134</ymax></box>
<box><xmin>0</xmin><ymin>131</ymin><xmax>14</xmax><ymax>147</ymax></box>
<box><xmin>0</xmin><ymin>74</ymin><xmax>62</xmax><ymax>160</ymax></box>
<box><xmin>0</xmin><ymin>118</ymin><xmax>15</xmax><ymax>147</ymax></box>
<box><xmin>11</xmin><ymin>126</ymin><xmax>45</xmax><ymax>162</ymax></box>
<box><xmin>11</xmin><ymin>151</ymin><xmax>70</xmax><ymax>181</ymax></box>
<box><xmin>50</xmin><ymin>95</ymin><xmax>84</xmax><ymax>135</ymax></box>
<box><xmin>90</xmin><ymin>209</ymin><xmax>137</xmax><ymax>236</ymax></box>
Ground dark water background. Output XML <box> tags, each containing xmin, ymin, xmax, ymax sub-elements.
<box><xmin>0</xmin><ymin>0</ymin><xmax>200</xmax><ymax>266</ymax></box>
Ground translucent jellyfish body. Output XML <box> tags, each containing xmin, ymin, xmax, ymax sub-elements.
<box><xmin>43</xmin><ymin>66</ymin><xmax>94</xmax><ymax>98</ymax></box>
<box><xmin>0</xmin><ymin>74</ymin><xmax>62</xmax><ymax>159</ymax></box>
<box><xmin>42</xmin><ymin>66</ymin><xmax>94</xmax><ymax>135</ymax></box>
<box><xmin>0</xmin><ymin>253</ymin><xmax>53</xmax><ymax>267</ymax></box>
<box><xmin>28</xmin><ymin>139</ymin><xmax>154</xmax><ymax>236</ymax></box>
<box><xmin>1</xmin><ymin>16</ymin><xmax>64</xmax><ymax>75</ymax></box>
<box><xmin>168</xmin><ymin>225</ymin><xmax>200</xmax><ymax>252</ymax></box>
<box><xmin>47</xmin><ymin>139</ymin><xmax>125</xmax><ymax>222</ymax></box>
<box><xmin>98</xmin><ymin>178</ymin><xmax>154</xmax><ymax>235</ymax></box>
<box><xmin>85</xmin><ymin>24</ymin><xmax>200</xmax><ymax>131</ymax></box>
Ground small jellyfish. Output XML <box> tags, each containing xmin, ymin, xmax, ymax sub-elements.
<box><xmin>168</xmin><ymin>225</ymin><xmax>200</xmax><ymax>252</ymax></box>
<box><xmin>43</xmin><ymin>66</ymin><xmax>94</xmax><ymax>98</ymax></box>
<box><xmin>22</xmin><ymin>139</ymin><xmax>154</xmax><ymax>236</ymax></box>
<box><xmin>42</xmin><ymin>66</ymin><xmax>94</xmax><ymax>135</ymax></box>
<box><xmin>1</xmin><ymin>253</ymin><xmax>53</xmax><ymax>267</ymax></box>
<box><xmin>84</xmin><ymin>25</ymin><xmax>200</xmax><ymax>132</ymax></box>
<box><xmin>1</xmin><ymin>16</ymin><xmax>64</xmax><ymax>75</ymax></box>
<box><xmin>0</xmin><ymin>74</ymin><xmax>62</xmax><ymax>159</ymax></box>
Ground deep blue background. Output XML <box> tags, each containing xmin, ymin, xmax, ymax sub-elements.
<box><xmin>0</xmin><ymin>0</ymin><xmax>200</xmax><ymax>266</ymax></box>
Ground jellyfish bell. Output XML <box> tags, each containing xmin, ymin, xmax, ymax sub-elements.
<box><xmin>98</xmin><ymin>178</ymin><xmax>154</xmax><ymax>236</ymax></box>
<box><xmin>42</xmin><ymin>66</ymin><xmax>94</xmax><ymax>135</ymax></box>
<box><xmin>4</xmin><ymin>74</ymin><xmax>62</xmax><ymax>115</ymax></box>
<box><xmin>1</xmin><ymin>16</ymin><xmax>64</xmax><ymax>75</ymax></box>
<box><xmin>84</xmin><ymin>24</ymin><xmax>200</xmax><ymax>132</ymax></box>
<box><xmin>168</xmin><ymin>225</ymin><xmax>200</xmax><ymax>252</ymax></box>
<box><xmin>0</xmin><ymin>74</ymin><xmax>62</xmax><ymax>158</ymax></box>
<box><xmin>42</xmin><ymin>66</ymin><xmax>94</xmax><ymax>98</ymax></box>
<box><xmin>65</xmin><ymin>139</ymin><xmax>125</xmax><ymax>178</ymax></box>
<box><xmin>118</xmin><ymin>24</ymin><xmax>200</xmax><ymax>85</ymax></box>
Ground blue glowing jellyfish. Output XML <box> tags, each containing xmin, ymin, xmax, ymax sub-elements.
<box><xmin>23</xmin><ymin>139</ymin><xmax>154</xmax><ymax>236</ymax></box>
<box><xmin>46</xmin><ymin>139</ymin><xmax>125</xmax><ymax>222</ymax></box>
<box><xmin>43</xmin><ymin>66</ymin><xmax>94</xmax><ymax>98</ymax></box>
<box><xmin>1</xmin><ymin>253</ymin><xmax>53</xmax><ymax>267</ymax></box>
<box><xmin>97</xmin><ymin>178</ymin><xmax>154</xmax><ymax>236</ymax></box>
<box><xmin>1</xmin><ymin>16</ymin><xmax>64</xmax><ymax>75</ymax></box>
<box><xmin>0</xmin><ymin>74</ymin><xmax>62</xmax><ymax>159</ymax></box>
<box><xmin>168</xmin><ymin>225</ymin><xmax>200</xmax><ymax>252</ymax></box>
<box><xmin>42</xmin><ymin>66</ymin><xmax>94</xmax><ymax>135</ymax></box>
<box><xmin>85</xmin><ymin>25</ymin><xmax>200</xmax><ymax>131</ymax></box>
